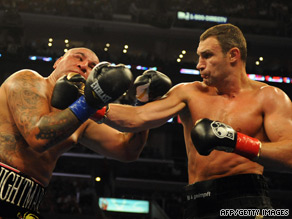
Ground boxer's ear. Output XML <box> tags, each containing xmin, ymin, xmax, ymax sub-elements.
<box><xmin>53</xmin><ymin>56</ymin><xmax>63</xmax><ymax>69</ymax></box>
<box><xmin>229</xmin><ymin>47</ymin><xmax>240</xmax><ymax>64</ymax></box>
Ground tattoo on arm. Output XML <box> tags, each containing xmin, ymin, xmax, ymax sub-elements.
<box><xmin>36</xmin><ymin>109</ymin><xmax>80</xmax><ymax>147</ymax></box>
<box><xmin>8</xmin><ymin>74</ymin><xmax>45</xmax><ymax>138</ymax></box>
<box><xmin>7</xmin><ymin>73</ymin><xmax>80</xmax><ymax>149</ymax></box>
<box><xmin>0</xmin><ymin>133</ymin><xmax>18</xmax><ymax>164</ymax></box>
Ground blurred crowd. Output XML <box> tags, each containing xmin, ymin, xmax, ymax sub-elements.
<box><xmin>1</xmin><ymin>0</ymin><xmax>292</xmax><ymax>78</ymax></box>
<box><xmin>0</xmin><ymin>0</ymin><xmax>291</xmax><ymax>21</ymax></box>
<box><xmin>39</xmin><ymin>176</ymin><xmax>98</xmax><ymax>216</ymax></box>
<box><xmin>1</xmin><ymin>1</ymin><xmax>292</xmax><ymax>218</ymax></box>
<box><xmin>0</xmin><ymin>0</ymin><xmax>291</xmax><ymax>36</ymax></box>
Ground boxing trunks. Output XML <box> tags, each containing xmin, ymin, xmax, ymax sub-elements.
<box><xmin>184</xmin><ymin>174</ymin><xmax>274</xmax><ymax>219</ymax></box>
<box><xmin>0</xmin><ymin>162</ymin><xmax>45</xmax><ymax>218</ymax></box>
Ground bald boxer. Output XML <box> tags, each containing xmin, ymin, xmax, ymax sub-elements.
<box><xmin>0</xmin><ymin>47</ymin><xmax>172</xmax><ymax>218</ymax></box>
<box><xmin>101</xmin><ymin>24</ymin><xmax>292</xmax><ymax>218</ymax></box>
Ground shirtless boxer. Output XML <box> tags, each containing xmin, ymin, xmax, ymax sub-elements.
<box><xmin>0</xmin><ymin>47</ymin><xmax>172</xmax><ymax>218</ymax></box>
<box><xmin>102</xmin><ymin>24</ymin><xmax>292</xmax><ymax>218</ymax></box>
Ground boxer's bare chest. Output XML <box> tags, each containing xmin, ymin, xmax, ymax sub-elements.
<box><xmin>185</xmin><ymin>89</ymin><xmax>265</xmax><ymax>183</ymax></box>
<box><xmin>188</xmin><ymin>90</ymin><xmax>263</xmax><ymax>137</ymax></box>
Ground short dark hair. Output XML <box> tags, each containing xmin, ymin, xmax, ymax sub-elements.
<box><xmin>200</xmin><ymin>23</ymin><xmax>247</xmax><ymax>62</ymax></box>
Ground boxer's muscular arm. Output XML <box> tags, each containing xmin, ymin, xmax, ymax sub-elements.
<box><xmin>77</xmin><ymin>70</ymin><xmax>173</xmax><ymax>161</ymax></box>
<box><xmin>7</xmin><ymin>71</ymin><xmax>81</xmax><ymax>152</ymax></box>
<box><xmin>105</xmin><ymin>83</ymin><xmax>187</xmax><ymax>132</ymax></box>
<box><xmin>80</xmin><ymin>90</ymin><xmax>182</xmax><ymax>160</ymax></box>
<box><xmin>77</xmin><ymin>83</ymin><xmax>185</xmax><ymax>162</ymax></box>
<box><xmin>258</xmin><ymin>86</ymin><xmax>292</xmax><ymax>171</ymax></box>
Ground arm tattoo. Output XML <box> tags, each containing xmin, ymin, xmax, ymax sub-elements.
<box><xmin>8</xmin><ymin>74</ymin><xmax>44</xmax><ymax>138</ymax></box>
<box><xmin>0</xmin><ymin>133</ymin><xmax>18</xmax><ymax>164</ymax></box>
<box><xmin>36</xmin><ymin>110</ymin><xmax>80</xmax><ymax>148</ymax></box>
<box><xmin>7</xmin><ymin>73</ymin><xmax>80</xmax><ymax>148</ymax></box>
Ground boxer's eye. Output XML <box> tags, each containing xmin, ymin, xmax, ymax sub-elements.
<box><xmin>202</xmin><ymin>52</ymin><xmax>212</xmax><ymax>59</ymax></box>
<box><xmin>89</xmin><ymin>63</ymin><xmax>96</xmax><ymax>69</ymax></box>
<box><xmin>74</xmin><ymin>54</ymin><xmax>83</xmax><ymax>61</ymax></box>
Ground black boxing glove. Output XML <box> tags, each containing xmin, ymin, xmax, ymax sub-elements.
<box><xmin>51</xmin><ymin>72</ymin><xmax>109</xmax><ymax>123</ymax></box>
<box><xmin>51</xmin><ymin>73</ymin><xmax>85</xmax><ymax>109</ymax></box>
<box><xmin>134</xmin><ymin>70</ymin><xmax>172</xmax><ymax>105</ymax></box>
<box><xmin>190</xmin><ymin>118</ymin><xmax>262</xmax><ymax>160</ymax></box>
<box><xmin>84</xmin><ymin>62</ymin><xmax>133</xmax><ymax>108</ymax></box>
<box><xmin>69</xmin><ymin>62</ymin><xmax>133</xmax><ymax>122</ymax></box>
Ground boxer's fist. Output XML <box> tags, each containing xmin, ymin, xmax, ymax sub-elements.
<box><xmin>134</xmin><ymin>70</ymin><xmax>172</xmax><ymax>104</ymax></box>
<box><xmin>84</xmin><ymin>62</ymin><xmax>133</xmax><ymax>108</ymax></box>
<box><xmin>68</xmin><ymin>62</ymin><xmax>133</xmax><ymax>122</ymax></box>
<box><xmin>191</xmin><ymin>118</ymin><xmax>261</xmax><ymax>159</ymax></box>
<box><xmin>51</xmin><ymin>73</ymin><xmax>85</xmax><ymax>109</ymax></box>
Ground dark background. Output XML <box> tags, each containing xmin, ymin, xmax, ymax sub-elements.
<box><xmin>1</xmin><ymin>0</ymin><xmax>292</xmax><ymax>218</ymax></box>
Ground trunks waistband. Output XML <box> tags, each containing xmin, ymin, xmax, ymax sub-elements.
<box><xmin>185</xmin><ymin>174</ymin><xmax>269</xmax><ymax>201</ymax></box>
<box><xmin>0</xmin><ymin>162</ymin><xmax>46</xmax><ymax>213</ymax></box>
<box><xmin>183</xmin><ymin>174</ymin><xmax>273</xmax><ymax>218</ymax></box>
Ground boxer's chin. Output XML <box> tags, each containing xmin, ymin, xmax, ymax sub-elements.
<box><xmin>203</xmin><ymin>79</ymin><xmax>211</xmax><ymax>86</ymax></box>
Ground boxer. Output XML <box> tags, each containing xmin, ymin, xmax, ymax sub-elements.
<box><xmin>0</xmin><ymin>47</ymin><xmax>172</xmax><ymax>217</ymax></box>
<box><xmin>100</xmin><ymin>24</ymin><xmax>292</xmax><ymax>218</ymax></box>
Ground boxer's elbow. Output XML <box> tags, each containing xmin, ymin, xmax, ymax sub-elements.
<box><xmin>26</xmin><ymin>130</ymin><xmax>63</xmax><ymax>153</ymax></box>
<box><xmin>119</xmin><ymin>150</ymin><xmax>141</xmax><ymax>162</ymax></box>
<box><xmin>34</xmin><ymin>144</ymin><xmax>50</xmax><ymax>153</ymax></box>
<box><xmin>107</xmin><ymin>148</ymin><xmax>140</xmax><ymax>163</ymax></box>
<box><xmin>283</xmin><ymin>160</ymin><xmax>292</xmax><ymax>172</ymax></box>
<box><xmin>26</xmin><ymin>138</ymin><xmax>50</xmax><ymax>153</ymax></box>
<box><xmin>118</xmin><ymin>142</ymin><xmax>145</xmax><ymax>162</ymax></box>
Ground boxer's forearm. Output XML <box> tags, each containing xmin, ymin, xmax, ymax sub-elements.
<box><xmin>34</xmin><ymin>109</ymin><xmax>81</xmax><ymax>152</ymax></box>
<box><xmin>258</xmin><ymin>141</ymin><xmax>292</xmax><ymax>172</ymax></box>
<box><xmin>104</xmin><ymin>103</ymin><xmax>170</xmax><ymax>132</ymax></box>
<box><xmin>104</xmin><ymin>104</ymin><xmax>147</xmax><ymax>132</ymax></box>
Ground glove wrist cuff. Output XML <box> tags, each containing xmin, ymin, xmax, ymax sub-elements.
<box><xmin>234</xmin><ymin>132</ymin><xmax>261</xmax><ymax>160</ymax></box>
<box><xmin>69</xmin><ymin>96</ymin><xmax>97</xmax><ymax>122</ymax></box>
<box><xmin>92</xmin><ymin>105</ymin><xmax>110</xmax><ymax>124</ymax></box>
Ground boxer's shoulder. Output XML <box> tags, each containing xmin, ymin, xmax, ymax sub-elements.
<box><xmin>8</xmin><ymin>69</ymin><xmax>42</xmax><ymax>80</ymax></box>
<box><xmin>3</xmin><ymin>70</ymin><xmax>48</xmax><ymax>97</ymax></box>
<box><xmin>3</xmin><ymin>69</ymin><xmax>44</xmax><ymax>89</ymax></box>
<box><xmin>169</xmin><ymin>81</ymin><xmax>200</xmax><ymax>93</ymax></box>
<box><xmin>256</xmin><ymin>83</ymin><xmax>290</xmax><ymax>106</ymax></box>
